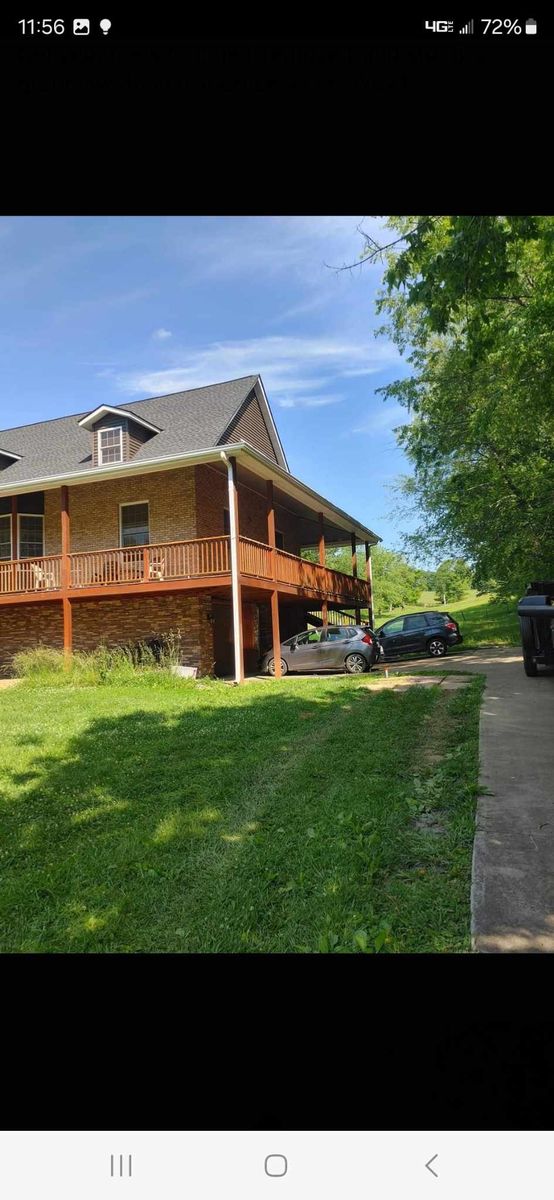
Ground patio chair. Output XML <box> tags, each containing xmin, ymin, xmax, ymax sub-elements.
<box><xmin>29</xmin><ymin>562</ymin><xmax>57</xmax><ymax>590</ymax></box>
<box><xmin>148</xmin><ymin>556</ymin><xmax>165</xmax><ymax>581</ymax></box>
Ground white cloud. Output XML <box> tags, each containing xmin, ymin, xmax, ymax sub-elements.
<box><xmin>115</xmin><ymin>334</ymin><xmax>400</xmax><ymax>400</ymax></box>
<box><xmin>352</xmin><ymin>403</ymin><xmax>410</xmax><ymax>434</ymax></box>
<box><xmin>277</xmin><ymin>393</ymin><xmax>343</xmax><ymax>409</ymax></box>
<box><xmin>164</xmin><ymin>215</ymin><xmax>389</xmax><ymax>286</ymax></box>
<box><xmin>153</xmin><ymin>327</ymin><xmax>172</xmax><ymax>340</ymax></box>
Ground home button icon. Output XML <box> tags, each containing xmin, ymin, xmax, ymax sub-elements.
<box><xmin>265</xmin><ymin>1155</ymin><xmax>288</xmax><ymax>1178</ymax></box>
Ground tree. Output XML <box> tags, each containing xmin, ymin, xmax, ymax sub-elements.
<box><xmin>358</xmin><ymin>216</ymin><xmax>554</xmax><ymax>597</ymax></box>
<box><xmin>432</xmin><ymin>558</ymin><xmax>472</xmax><ymax>605</ymax></box>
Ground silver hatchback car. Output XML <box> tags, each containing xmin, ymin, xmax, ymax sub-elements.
<box><xmin>260</xmin><ymin>624</ymin><xmax>381</xmax><ymax>676</ymax></box>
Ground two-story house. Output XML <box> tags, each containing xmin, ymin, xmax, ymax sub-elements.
<box><xmin>0</xmin><ymin>375</ymin><xmax>379</xmax><ymax>680</ymax></box>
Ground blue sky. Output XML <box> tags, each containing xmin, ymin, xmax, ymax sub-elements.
<box><xmin>0</xmin><ymin>215</ymin><xmax>415</xmax><ymax>550</ymax></box>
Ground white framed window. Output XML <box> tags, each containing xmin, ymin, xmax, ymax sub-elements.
<box><xmin>18</xmin><ymin>513</ymin><xmax>44</xmax><ymax>559</ymax></box>
<box><xmin>119</xmin><ymin>502</ymin><xmax>150</xmax><ymax>547</ymax></box>
<box><xmin>98</xmin><ymin>425</ymin><xmax>123</xmax><ymax>465</ymax></box>
<box><xmin>0</xmin><ymin>513</ymin><xmax>12</xmax><ymax>560</ymax></box>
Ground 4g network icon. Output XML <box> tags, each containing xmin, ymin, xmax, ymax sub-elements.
<box><xmin>424</xmin><ymin>20</ymin><xmax>454</xmax><ymax>32</ymax></box>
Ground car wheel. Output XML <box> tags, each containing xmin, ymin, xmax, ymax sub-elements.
<box><xmin>427</xmin><ymin>637</ymin><xmax>447</xmax><ymax>658</ymax></box>
<box><xmin>520</xmin><ymin>616</ymin><xmax>538</xmax><ymax>676</ymax></box>
<box><xmin>523</xmin><ymin>651</ymin><xmax>538</xmax><ymax>677</ymax></box>
<box><xmin>267</xmin><ymin>657</ymin><xmax>288</xmax><ymax>677</ymax></box>
<box><xmin>345</xmin><ymin>652</ymin><xmax>368</xmax><ymax>674</ymax></box>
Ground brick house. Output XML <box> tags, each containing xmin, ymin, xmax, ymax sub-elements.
<box><xmin>0</xmin><ymin>375</ymin><xmax>379</xmax><ymax>679</ymax></box>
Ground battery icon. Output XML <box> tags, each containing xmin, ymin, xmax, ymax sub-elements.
<box><xmin>525</xmin><ymin>17</ymin><xmax>537</xmax><ymax>34</ymax></box>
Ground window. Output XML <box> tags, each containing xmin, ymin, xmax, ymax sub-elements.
<box><xmin>223</xmin><ymin>508</ymin><xmax>230</xmax><ymax>535</ymax></box>
<box><xmin>324</xmin><ymin>627</ymin><xmax>351</xmax><ymax>641</ymax></box>
<box><xmin>296</xmin><ymin>630</ymin><xmax>321</xmax><ymax>646</ymax></box>
<box><xmin>99</xmin><ymin>426</ymin><xmax>123</xmax><ymax>465</ymax></box>
<box><xmin>275</xmin><ymin>529</ymin><xmax>285</xmax><ymax>550</ymax></box>
<box><xmin>0</xmin><ymin>513</ymin><xmax>11</xmax><ymax>560</ymax></box>
<box><xmin>403</xmin><ymin>614</ymin><xmax>428</xmax><ymax>632</ymax></box>
<box><xmin>120</xmin><ymin>502</ymin><xmax>150</xmax><ymax>547</ymax></box>
<box><xmin>381</xmin><ymin>617</ymin><xmax>404</xmax><ymax>635</ymax></box>
<box><xmin>18</xmin><ymin>514</ymin><xmax>44</xmax><ymax>559</ymax></box>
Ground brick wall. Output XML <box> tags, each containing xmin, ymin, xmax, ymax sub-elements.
<box><xmin>0</xmin><ymin>602</ymin><xmax>63</xmax><ymax>672</ymax></box>
<box><xmin>0</xmin><ymin>593</ymin><xmax>215</xmax><ymax>676</ymax></box>
<box><xmin>44</xmin><ymin>467</ymin><xmax>197</xmax><ymax>555</ymax></box>
<box><xmin>73</xmin><ymin>593</ymin><xmax>215</xmax><ymax>675</ymax></box>
<box><xmin>194</xmin><ymin>465</ymin><xmax>303</xmax><ymax>554</ymax></box>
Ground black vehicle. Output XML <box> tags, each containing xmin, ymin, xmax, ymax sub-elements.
<box><xmin>517</xmin><ymin>581</ymin><xmax>554</xmax><ymax>676</ymax></box>
<box><xmin>375</xmin><ymin>610</ymin><xmax>463</xmax><ymax>659</ymax></box>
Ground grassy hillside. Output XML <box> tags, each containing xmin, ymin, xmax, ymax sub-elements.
<box><xmin>373</xmin><ymin>590</ymin><xmax>519</xmax><ymax>649</ymax></box>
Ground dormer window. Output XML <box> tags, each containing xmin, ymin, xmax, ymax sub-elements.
<box><xmin>99</xmin><ymin>426</ymin><xmax>123</xmax><ymax>465</ymax></box>
<box><xmin>78</xmin><ymin>405</ymin><xmax>161</xmax><ymax>468</ymax></box>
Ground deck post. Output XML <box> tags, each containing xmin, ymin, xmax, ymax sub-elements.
<box><xmin>318</xmin><ymin>512</ymin><xmax>327</xmax><ymax>625</ymax></box>
<box><xmin>61</xmin><ymin>485</ymin><xmax>72</xmax><ymax>663</ymax></box>
<box><xmin>228</xmin><ymin>456</ymin><xmax>244</xmax><ymax>683</ymax></box>
<box><xmin>352</xmin><ymin>532</ymin><xmax>361</xmax><ymax>624</ymax></box>
<box><xmin>11</xmin><ymin>495</ymin><xmax>18</xmax><ymax>590</ymax></box>
<box><xmin>266</xmin><ymin>480</ymin><xmax>282</xmax><ymax>678</ymax></box>
<box><xmin>365</xmin><ymin>541</ymin><xmax>374</xmax><ymax>627</ymax></box>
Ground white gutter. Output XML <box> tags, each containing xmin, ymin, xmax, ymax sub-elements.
<box><xmin>220</xmin><ymin>451</ymin><xmax>243</xmax><ymax>685</ymax></box>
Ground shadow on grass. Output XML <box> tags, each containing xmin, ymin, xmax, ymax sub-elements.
<box><xmin>0</xmin><ymin>676</ymin><xmax>479</xmax><ymax>953</ymax></box>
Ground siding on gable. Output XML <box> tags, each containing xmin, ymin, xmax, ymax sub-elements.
<box><xmin>220</xmin><ymin>391</ymin><xmax>279</xmax><ymax>464</ymax></box>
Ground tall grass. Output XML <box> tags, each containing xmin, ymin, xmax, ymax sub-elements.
<box><xmin>11</xmin><ymin>630</ymin><xmax>199</xmax><ymax>688</ymax></box>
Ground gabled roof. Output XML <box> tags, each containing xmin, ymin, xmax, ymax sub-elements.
<box><xmin>0</xmin><ymin>375</ymin><xmax>288</xmax><ymax>485</ymax></box>
<box><xmin>77</xmin><ymin>405</ymin><xmax>162</xmax><ymax>434</ymax></box>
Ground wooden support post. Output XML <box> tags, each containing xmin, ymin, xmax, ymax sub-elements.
<box><xmin>63</xmin><ymin>596</ymin><xmax>73</xmax><ymax>660</ymax></box>
<box><xmin>228</xmin><ymin>456</ymin><xmax>244</xmax><ymax>683</ymax></box>
<box><xmin>318</xmin><ymin>512</ymin><xmax>327</xmax><ymax>624</ymax></box>
<box><xmin>266</xmin><ymin>480</ymin><xmax>282</xmax><ymax>678</ymax></box>
<box><xmin>61</xmin><ymin>485</ymin><xmax>72</xmax><ymax>664</ymax></box>
<box><xmin>352</xmin><ymin>532</ymin><xmax>361</xmax><ymax>624</ymax></box>
<box><xmin>365</xmin><ymin>541</ymin><xmax>374</xmax><ymax>627</ymax></box>
<box><xmin>11</xmin><ymin>495</ymin><xmax>18</xmax><ymax>590</ymax></box>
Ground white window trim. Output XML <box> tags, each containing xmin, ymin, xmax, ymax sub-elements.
<box><xmin>98</xmin><ymin>425</ymin><xmax>123</xmax><ymax>466</ymax></box>
<box><xmin>0</xmin><ymin>512</ymin><xmax>12</xmax><ymax>560</ymax></box>
<box><xmin>119</xmin><ymin>501</ymin><xmax>150</xmax><ymax>548</ymax></box>
<box><xmin>17</xmin><ymin>512</ymin><xmax>45</xmax><ymax>559</ymax></box>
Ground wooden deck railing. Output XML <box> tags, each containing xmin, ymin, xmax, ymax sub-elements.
<box><xmin>69</xmin><ymin>536</ymin><xmax>231</xmax><ymax>588</ymax></box>
<box><xmin>238</xmin><ymin>537</ymin><xmax>273</xmax><ymax>580</ymax></box>
<box><xmin>0</xmin><ymin>554</ymin><xmax>62</xmax><ymax>594</ymax></box>
<box><xmin>0</xmin><ymin>536</ymin><xmax>371</xmax><ymax>604</ymax></box>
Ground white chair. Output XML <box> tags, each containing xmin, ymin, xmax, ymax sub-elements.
<box><xmin>148</xmin><ymin>556</ymin><xmax>165</xmax><ymax>581</ymax></box>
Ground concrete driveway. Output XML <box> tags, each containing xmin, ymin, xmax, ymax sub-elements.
<box><xmin>394</xmin><ymin>646</ymin><xmax>554</xmax><ymax>952</ymax></box>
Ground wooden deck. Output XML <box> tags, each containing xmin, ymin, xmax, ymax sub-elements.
<box><xmin>0</xmin><ymin>535</ymin><xmax>371</xmax><ymax>607</ymax></box>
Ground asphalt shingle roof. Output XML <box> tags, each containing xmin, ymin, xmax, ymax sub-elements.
<box><xmin>0</xmin><ymin>376</ymin><xmax>261</xmax><ymax>486</ymax></box>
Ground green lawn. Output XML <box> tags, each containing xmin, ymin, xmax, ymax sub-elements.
<box><xmin>374</xmin><ymin>590</ymin><xmax>519</xmax><ymax>650</ymax></box>
<box><xmin>0</xmin><ymin>673</ymin><xmax>483</xmax><ymax>953</ymax></box>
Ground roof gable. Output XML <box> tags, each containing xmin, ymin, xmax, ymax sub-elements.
<box><xmin>0</xmin><ymin>375</ymin><xmax>283</xmax><ymax>487</ymax></box>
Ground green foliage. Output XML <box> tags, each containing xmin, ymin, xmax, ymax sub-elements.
<box><xmin>432</xmin><ymin>558</ymin><xmax>473</xmax><ymax>604</ymax></box>
<box><xmin>369</xmin><ymin>215</ymin><xmax>554</xmax><ymax>596</ymax></box>
<box><xmin>12</xmin><ymin>630</ymin><xmax>189</xmax><ymax>688</ymax></box>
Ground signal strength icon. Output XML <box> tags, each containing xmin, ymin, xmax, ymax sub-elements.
<box><xmin>459</xmin><ymin>19</ymin><xmax>474</xmax><ymax>33</ymax></box>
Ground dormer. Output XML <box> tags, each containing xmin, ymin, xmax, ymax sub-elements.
<box><xmin>78</xmin><ymin>406</ymin><xmax>161</xmax><ymax>467</ymax></box>
<box><xmin>0</xmin><ymin>448</ymin><xmax>22</xmax><ymax>470</ymax></box>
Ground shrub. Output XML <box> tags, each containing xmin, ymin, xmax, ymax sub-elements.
<box><xmin>12</xmin><ymin>630</ymin><xmax>195</xmax><ymax>688</ymax></box>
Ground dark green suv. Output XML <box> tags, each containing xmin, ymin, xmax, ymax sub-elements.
<box><xmin>376</xmin><ymin>611</ymin><xmax>463</xmax><ymax>659</ymax></box>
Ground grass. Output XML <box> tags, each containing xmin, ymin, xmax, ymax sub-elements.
<box><xmin>373</xmin><ymin>590</ymin><xmax>519</xmax><ymax>650</ymax></box>
<box><xmin>0</xmin><ymin>671</ymin><xmax>484</xmax><ymax>953</ymax></box>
